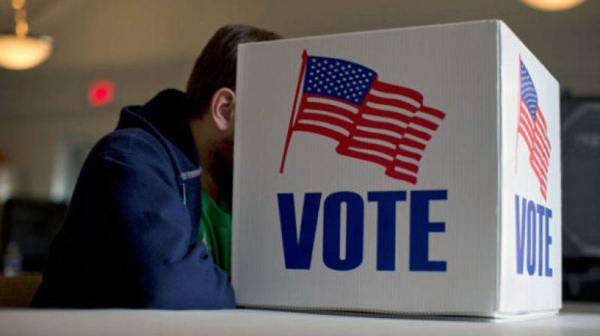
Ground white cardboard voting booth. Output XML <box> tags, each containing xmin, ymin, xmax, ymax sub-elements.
<box><xmin>232</xmin><ymin>20</ymin><xmax>561</xmax><ymax>318</ymax></box>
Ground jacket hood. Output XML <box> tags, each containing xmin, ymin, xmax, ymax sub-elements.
<box><xmin>116</xmin><ymin>89</ymin><xmax>199</xmax><ymax>167</ymax></box>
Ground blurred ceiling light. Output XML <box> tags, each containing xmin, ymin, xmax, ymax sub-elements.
<box><xmin>521</xmin><ymin>0</ymin><xmax>586</xmax><ymax>11</ymax></box>
<box><xmin>0</xmin><ymin>0</ymin><xmax>53</xmax><ymax>70</ymax></box>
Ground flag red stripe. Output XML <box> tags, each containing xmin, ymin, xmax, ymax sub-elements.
<box><xmin>535</xmin><ymin>126</ymin><xmax>551</xmax><ymax>159</ymax></box>
<box><xmin>520</xmin><ymin>109</ymin><xmax>549</xmax><ymax>174</ymax></box>
<box><xmin>537</xmin><ymin>108</ymin><xmax>549</xmax><ymax>135</ymax></box>
<box><xmin>530</xmin><ymin>157</ymin><xmax>548</xmax><ymax>192</ymax></box>
<box><xmin>344</xmin><ymin>138</ymin><xmax>397</xmax><ymax>157</ymax></box>
<box><xmin>371</xmin><ymin>79</ymin><xmax>423</xmax><ymax>104</ymax></box>
<box><xmin>519</xmin><ymin>118</ymin><xmax>534</xmax><ymax>141</ymax></box>
<box><xmin>530</xmin><ymin>155</ymin><xmax>548</xmax><ymax>179</ymax></box>
<box><xmin>356</xmin><ymin>118</ymin><xmax>403</xmax><ymax>139</ymax></box>
<box><xmin>530</xmin><ymin>157</ymin><xmax>545</xmax><ymax>182</ymax></box>
<box><xmin>531</xmin><ymin>154</ymin><xmax>548</xmax><ymax>177</ymax></box>
<box><xmin>397</xmin><ymin>147</ymin><xmax>422</xmax><ymax>161</ymax></box>
<box><xmin>294</xmin><ymin>124</ymin><xmax>348</xmax><ymax>142</ymax></box>
<box><xmin>519</xmin><ymin>105</ymin><xmax>534</xmax><ymax>129</ymax></box>
<box><xmin>301</xmin><ymin>101</ymin><xmax>358</xmax><ymax>122</ymax></box>
<box><xmin>366</xmin><ymin>93</ymin><xmax>419</xmax><ymax>113</ymax></box>
<box><xmin>399</xmin><ymin>137</ymin><xmax>426</xmax><ymax>151</ymax></box>
<box><xmin>533</xmin><ymin>112</ymin><xmax>550</xmax><ymax>171</ymax></box>
<box><xmin>419</xmin><ymin>106</ymin><xmax>446</xmax><ymax>120</ymax></box>
<box><xmin>532</xmin><ymin>142</ymin><xmax>549</xmax><ymax>173</ymax></box>
<box><xmin>358</xmin><ymin>113</ymin><xmax>437</xmax><ymax>143</ymax></box>
<box><xmin>519</xmin><ymin>107</ymin><xmax>534</xmax><ymax>142</ymax></box>
<box><xmin>353</xmin><ymin>129</ymin><xmax>401</xmax><ymax>148</ymax></box>
<box><xmin>385</xmin><ymin>168</ymin><xmax>417</xmax><ymax>184</ymax></box>
<box><xmin>410</xmin><ymin>116</ymin><xmax>439</xmax><ymax>131</ymax></box>
<box><xmin>300</xmin><ymin>106</ymin><xmax>356</xmax><ymax>124</ymax></box>
<box><xmin>296</xmin><ymin>113</ymin><xmax>353</xmax><ymax>132</ymax></box>
<box><xmin>363</xmin><ymin>105</ymin><xmax>412</xmax><ymax>124</ymax></box>
<box><xmin>393</xmin><ymin>159</ymin><xmax>419</xmax><ymax>173</ymax></box>
<box><xmin>338</xmin><ymin>146</ymin><xmax>394</xmax><ymax>168</ymax></box>
<box><xmin>302</xmin><ymin>93</ymin><xmax>359</xmax><ymax>111</ymax></box>
<box><xmin>534</xmin><ymin>114</ymin><xmax>551</xmax><ymax>152</ymax></box>
<box><xmin>404</xmin><ymin>126</ymin><xmax>433</xmax><ymax>141</ymax></box>
<box><xmin>535</xmin><ymin>133</ymin><xmax>550</xmax><ymax>161</ymax></box>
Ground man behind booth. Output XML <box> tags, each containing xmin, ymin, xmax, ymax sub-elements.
<box><xmin>32</xmin><ymin>25</ymin><xmax>281</xmax><ymax>309</ymax></box>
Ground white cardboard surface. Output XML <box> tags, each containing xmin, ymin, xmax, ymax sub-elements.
<box><xmin>233</xmin><ymin>20</ymin><xmax>561</xmax><ymax>317</ymax></box>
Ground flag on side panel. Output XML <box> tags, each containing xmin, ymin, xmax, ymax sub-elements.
<box><xmin>517</xmin><ymin>59</ymin><xmax>551</xmax><ymax>199</ymax></box>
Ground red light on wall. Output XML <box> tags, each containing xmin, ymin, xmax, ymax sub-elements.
<box><xmin>88</xmin><ymin>80</ymin><xmax>115</xmax><ymax>107</ymax></box>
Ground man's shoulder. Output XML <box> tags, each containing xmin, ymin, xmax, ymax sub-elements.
<box><xmin>98</xmin><ymin>128</ymin><xmax>160</xmax><ymax>151</ymax></box>
<box><xmin>90</xmin><ymin>128</ymin><xmax>171</xmax><ymax>166</ymax></box>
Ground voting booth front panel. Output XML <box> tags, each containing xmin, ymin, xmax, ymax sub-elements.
<box><xmin>232</xmin><ymin>20</ymin><xmax>561</xmax><ymax>318</ymax></box>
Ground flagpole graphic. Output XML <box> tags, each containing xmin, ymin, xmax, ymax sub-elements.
<box><xmin>515</xmin><ymin>56</ymin><xmax>522</xmax><ymax>173</ymax></box>
<box><xmin>279</xmin><ymin>50</ymin><xmax>308</xmax><ymax>174</ymax></box>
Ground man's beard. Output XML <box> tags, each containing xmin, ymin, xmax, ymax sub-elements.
<box><xmin>207</xmin><ymin>134</ymin><xmax>234</xmax><ymax>206</ymax></box>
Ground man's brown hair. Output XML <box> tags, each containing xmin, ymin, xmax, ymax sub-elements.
<box><xmin>186</xmin><ymin>24</ymin><xmax>281</xmax><ymax>118</ymax></box>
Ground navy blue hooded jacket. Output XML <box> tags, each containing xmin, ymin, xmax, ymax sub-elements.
<box><xmin>31</xmin><ymin>89</ymin><xmax>235</xmax><ymax>309</ymax></box>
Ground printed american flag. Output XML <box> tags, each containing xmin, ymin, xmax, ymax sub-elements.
<box><xmin>280</xmin><ymin>51</ymin><xmax>445</xmax><ymax>184</ymax></box>
<box><xmin>517</xmin><ymin>59</ymin><xmax>551</xmax><ymax>199</ymax></box>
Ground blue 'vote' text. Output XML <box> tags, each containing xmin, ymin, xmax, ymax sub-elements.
<box><xmin>277</xmin><ymin>190</ymin><xmax>448</xmax><ymax>272</ymax></box>
<box><xmin>515</xmin><ymin>194</ymin><xmax>554</xmax><ymax>277</ymax></box>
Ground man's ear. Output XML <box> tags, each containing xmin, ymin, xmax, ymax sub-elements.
<box><xmin>210</xmin><ymin>87</ymin><xmax>236</xmax><ymax>132</ymax></box>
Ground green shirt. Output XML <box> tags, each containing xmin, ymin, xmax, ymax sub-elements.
<box><xmin>197</xmin><ymin>186</ymin><xmax>232</xmax><ymax>275</ymax></box>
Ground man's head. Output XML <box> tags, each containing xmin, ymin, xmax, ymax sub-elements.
<box><xmin>186</xmin><ymin>24</ymin><xmax>281</xmax><ymax>119</ymax></box>
<box><xmin>186</xmin><ymin>24</ymin><xmax>281</xmax><ymax>202</ymax></box>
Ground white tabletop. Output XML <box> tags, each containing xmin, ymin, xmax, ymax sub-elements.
<box><xmin>1</xmin><ymin>303</ymin><xmax>599</xmax><ymax>336</ymax></box>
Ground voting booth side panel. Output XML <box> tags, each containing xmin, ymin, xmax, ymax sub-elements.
<box><xmin>497</xmin><ymin>22</ymin><xmax>562</xmax><ymax>315</ymax></box>
<box><xmin>233</xmin><ymin>21</ymin><xmax>502</xmax><ymax>316</ymax></box>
